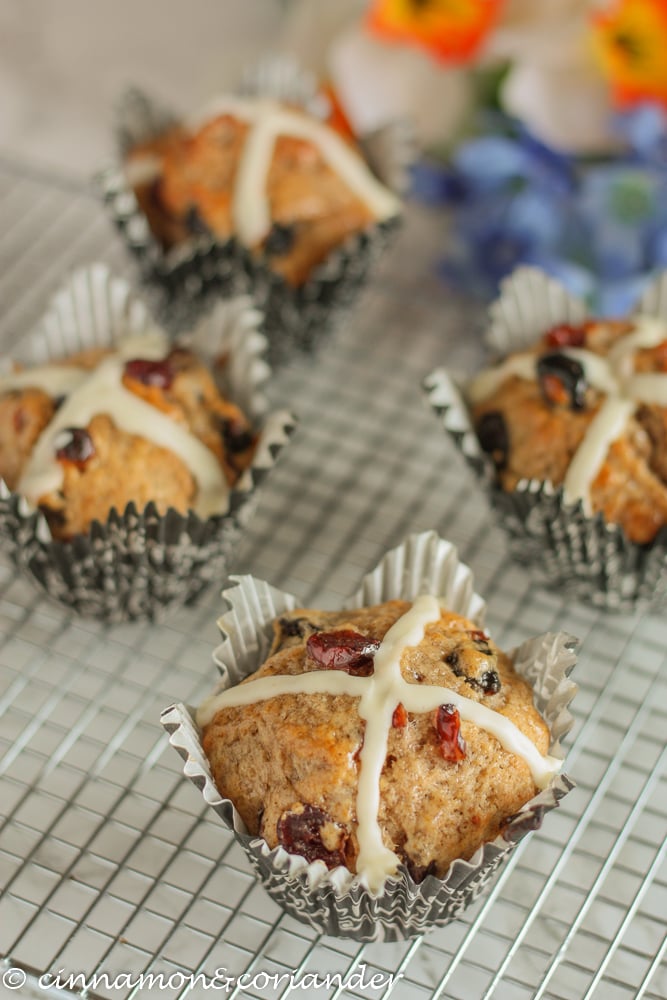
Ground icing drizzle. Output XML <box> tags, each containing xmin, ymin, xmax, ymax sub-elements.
<box><xmin>197</xmin><ymin>595</ymin><xmax>561</xmax><ymax>892</ymax></box>
<box><xmin>4</xmin><ymin>330</ymin><xmax>230</xmax><ymax>518</ymax></box>
<box><xmin>469</xmin><ymin>315</ymin><xmax>667</xmax><ymax>511</ymax></box>
<box><xmin>178</xmin><ymin>97</ymin><xmax>400</xmax><ymax>246</ymax></box>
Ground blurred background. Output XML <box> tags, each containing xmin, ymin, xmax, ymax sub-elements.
<box><xmin>0</xmin><ymin>0</ymin><xmax>287</xmax><ymax>178</ymax></box>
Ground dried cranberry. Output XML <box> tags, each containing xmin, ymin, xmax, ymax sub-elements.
<box><xmin>537</xmin><ymin>353</ymin><xmax>587</xmax><ymax>411</ymax></box>
<box><xmin>12</xmin><ymin>407</ymin><xmax>27</xmax><ymax>434</ymax></box>
<box><xmin>434</xmin><ymin>704</ymin><xmax>466</xmax><ymax>763</ymax></box>
<box><xmin>276</xmin><ymin>804</ymin><xmax>347</xmax><ymax>868</ymax></box>
<box><xmin>392</xmin><ymin>703</ymin><xmax>408</xmax><ymax>728</ymax></box>
<box><xmin>306</xmin><ymin>630</ymin><xmax>379</xmax><ymax>676</ymax></box>
<box><xmin>124</xmin><ymin>357</ymin><xmax>174</xmax><ymax>389</ymax></box>
<box><xmin>476</xmin><ymin>411</ymin><xmax>509</xmax><ymax>470</ymax></box>
<box><xmin>54</xmin><ymin>428</ymin><xmax>95</xmax><ymax>469</ymax></box>
<box><xmin>544</xmin><ymin>323</ymin><xmax>587</xmax><ymax>349</ymax></box>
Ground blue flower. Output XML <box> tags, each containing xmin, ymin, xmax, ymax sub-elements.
<box><xmin>615</xmin><ymin>103</ymin><xmax>667</xmax><ymax>170</ymax></box>
<box><xmin>409</xmin><ymin>160</ymin><xmax>470</xmax><ymax>205</ymax></box>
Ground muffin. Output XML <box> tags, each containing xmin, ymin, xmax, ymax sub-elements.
<box><xmin>424</xmin><ymin>267</ymin><xmax>667</xmax><ymax>609</ymax></box>
<box><xmin>162</xmin><ymin>531</ymin><xmax>577</xmax><ymax>939</ymax></box>
<box><xmin>469</xmin><ymin>314</ymin><xmax>667</xmax><ymax>545</ymax></box>
<box><xmin>125</xmin><ymin>96</ymin><xmax>400</xmax><ymax>288</ymax></box>
<box><xmin>0</xmin><ymin>264</ymin><xmax>295</xmax><ymax>620</ymax></box>
<box><xmin>0</xmin><ymin>335</ymin><xmax>255</xmax><ymax>540</ymax></box>
<box><xmin>197</xmin><ymin>598</ymin><xmax>557</xmax><ymax>887</ymax></box>
<box><xmin>101</xmin><ymin>67</ymin><xmax>406</xmax><ymax>363</ymax></box>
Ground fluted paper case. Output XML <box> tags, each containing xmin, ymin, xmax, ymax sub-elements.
<box><xmin>0</xmin><ymin>264</ymin><xmax>295</xmax><ymax>621</ymax></box>
<box><xmin>161</xmin><ymin>530</ymin><xmax>577</xmax><ymax>941</ymax></box>
<box><xmin>99</xmin><ymin>58</ymin><xmax>411</xmax><ymax>365</ymax></box>
<box><xmin>424</xmin><ymin>267</ymin><xmax>667</xmax><ymax>610</ymax></box>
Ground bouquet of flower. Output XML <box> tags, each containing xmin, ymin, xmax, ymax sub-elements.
<box><xmin>284</xmin><ymin>0</ymin><xmax>667</xmax><ymax>312</ymax></box>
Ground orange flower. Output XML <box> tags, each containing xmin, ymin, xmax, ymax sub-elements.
<box><xmin>367</xmin><ymin>0</ymin><xmax>505</xmax><ymax>63</ymax></box>
<box><xmin>592</xmin><ymin>0</ymin><xmax>667</xmax><ymax>107</ymax></box>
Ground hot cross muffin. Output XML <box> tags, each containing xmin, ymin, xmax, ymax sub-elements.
<box><xmin>0</xmin><ymin>331</ymin><xmax>255</xmax><ymax>539</ymax></box>
<box><xmin>125</xmin><ymin>97</ymin><xmax>400</xmax><ymax>286</ymax></box>
<box><xmin>197</xmin><ymin>598</ymin><xmax>556</xmax><ymax>884</ymax></box>
<box><xmin>469</xmin><ymin>317</ymin><xmax>667</xmax><ymax>544</ymax></box>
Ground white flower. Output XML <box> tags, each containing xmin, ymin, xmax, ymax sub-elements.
<box><xmin>281</xmin><ymin>0</ymin><xmax>615</xmax><ymax>154</ymax></box>
<box><xmin>281</xmin><ymin>0</ymin><xmax>472</xmax><ymax>147</ymax></box>
<box><xmin>487</xmin><ymin>0</ymin><xmax>616</xmax><ymax>153</ymax></box>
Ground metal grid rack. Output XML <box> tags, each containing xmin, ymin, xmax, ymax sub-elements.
<box><xmin>0</xmin><ymin>163</ymin><xmax>665</xmax><ymax>1000</ymax></box>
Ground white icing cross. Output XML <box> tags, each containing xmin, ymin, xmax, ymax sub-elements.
<box><xmin>4</xmin><ymin>330</ymin><xmax>230</xmax><ymax>519</ymax></box>
<box><xmin>468</xmin><ymin>315</ymin><xmax>667</xmax><ymax>514</ymax></box>
<box><xmin>180</xmin><ymin>97</ymin><xmax>400</xmax><ymax>247</ymax></box>
<box><xmin>196</xmin><ymin>595</ymin><xmax>560</xmax><ymax>892</ymax></box>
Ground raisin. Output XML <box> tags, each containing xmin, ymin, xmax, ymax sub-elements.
<box><xmin>54</xmin><ymin>428</ymin><xmax>95</xmax><ymax>469</ymax></box>
<box><xmin>480</xmin><ymin>669</ymin><xmax>501</xmax><ymax>694</ymax></box>
<box><xmin>392</xmin><ymin>703</ymin><xmax>408</xmax><ymax>728</ymax></box>
<box><xmin>476</xmin><ymin>411</ymin><xmax>509</xmax><ymax>470</ymax></box>
<box><xmin>220</xmin><ymin>416</ymin><xmax>254</xmax><ymax>454</ymax></box>
<box><xmin>306</xmin><ymin>629</ymin><xmax>380</xmax><ymax>676</ymax></box>
<box><xmin>185</xmin><ymin>205</ymin><xmax>210</xmax><ymax>235</ymax></box>
<box><xmin>537</xmin><ymin>353</ymin><xmax>587</xmax><ymax>411</ymax></box>
<box><xmin>264</xmin><ymin>223</ymin><xmax>296</xmax><ymax>256</ymax></box>
<box><xmin>124</xmin><ymin>357</ymin><xmax>174</xmax><ymax>389</ymax></box>
<box><xmin>276</xmin><ymin>804</ymin><xmax>347</xmax><ymax>868</ymax></box>
<box><xmin>278</xmin><ymin>616</ymin><xmax>309</xmax><ymax>638</ymax></box>
<box><xmin>544</xmin><ymin>323</ymin><xmax>586</xmax><ymax>349</ymax></box>
<box><xmin>434</xmin><ymin>704</ymin><xmax>466</xmax><ymax>763</ymax></box>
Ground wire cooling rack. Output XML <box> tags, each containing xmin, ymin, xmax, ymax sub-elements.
<box><xmin>0</xmin><ymin>162</ymin><xmax>665</xmax><ymax>1000</ymax></box>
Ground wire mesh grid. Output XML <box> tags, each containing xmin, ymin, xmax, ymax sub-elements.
<box><xmin>0</xmin><ymin>164</ymin><xmax>664</xmax><ymax>1000</ymax></box>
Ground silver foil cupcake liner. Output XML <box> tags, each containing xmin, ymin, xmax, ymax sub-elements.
<box><xmin>0</xmin><ymin>264</ymin><xmax>295</xmax><ymax>622</ymax></box>
<box><xmin>161</xmin><ymin>530</ymin><xmax>577</xmax><ymax>941</ymax></box>
<box><xmin>98</xmin><ymin>58</ymin><xmax>410</xmax><ymax>366</ymax></box>
<box><xmin>425</xmin><ymin>266</ymin><xmax>667</xmax><ymax>610</ymax></box>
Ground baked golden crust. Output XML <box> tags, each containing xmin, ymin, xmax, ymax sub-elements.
<box><xmin>0</xmin><ymin>347</ymin><xmax>255</xmax><ymax>539</ymax></box>
<box><xmin>126</xmin><ymin>109</ymin><xmax>376</xmax><ymax>286</ymax></box>
<box><xmin>471</xmin><ymin>319</ymin><xmax>667</xmax><ymax>545</ymax></box>
<box><xmin>201</xmin><ymin>601</ymin><xmax>550</xmax><ymax>880</ymax></box>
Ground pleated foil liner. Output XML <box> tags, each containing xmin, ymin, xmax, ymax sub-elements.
<box><xmin>0</xmin><ymin>264</ymin><xmax>295</xmax><ymax>622</ymax></box>
<box><xmin>424</xmin><ymin>266</ymin><xmax>667</xmax><ymax>611</ymax></box>
<box><xmin>98</xmin><ymin>58</ymin><xmax>411</xmax><ymax>366</ymax></box>
<box><xmin>161</xmin><ymin>530</ymin><xmax>577</xmax><ymax>941</ymax></box>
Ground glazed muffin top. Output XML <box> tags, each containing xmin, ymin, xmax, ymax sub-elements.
<box><xmin>197</xmin><ymin>597</ymin><xmax>560</xmax><ymax>889</ymax></box>
<box><xmin>0</xmin><ymin>327</ymin><xmax>255</xmax><ymax>539</ymax></box>
<box><xmin>125</xmin><ymin>97</ymin><xmax>401</xmax><ymax>286</ymax></box>
<box><xmin>468</xmin><ymin>316</ymin><xmax>667</xmax><ymax>544</ymax></box>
